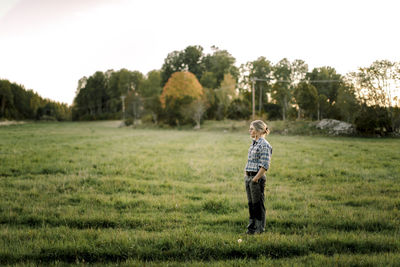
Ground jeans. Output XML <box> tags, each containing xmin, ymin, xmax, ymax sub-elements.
<box><xmin>245</xmin><ymin>174</ymin><xmax>266</xmax><ymax>230</ymax></box>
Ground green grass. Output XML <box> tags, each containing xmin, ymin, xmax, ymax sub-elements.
<box><xmin>0</xmin><ymin>121</ymin><xmax>399</xmax><ymax>266</ymax></box>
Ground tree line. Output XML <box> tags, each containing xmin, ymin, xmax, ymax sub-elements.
<box><xmin>71</xmin><ymin>46</ymin><xmax>240</xmax><ymax>124</ymax></box>
<box><xmin>2</xmin><ymin>44</ymin><xmax>399</xmax><ymax>134</ymax></box>
<box><xmin>72</xmin><ymin>45</ymin><xmax>400</xmax><ymax>134</ymax></box>
<box><xmin>0</xmin><ymin>79</ymin><xmax>71</xmax><ymax>121</ymax></box>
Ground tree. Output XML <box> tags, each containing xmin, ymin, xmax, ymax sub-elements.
<box><xmin>336</xmin><ymin>81</ymin><xmax>360</xmax><ymax>123</ymax></box>
<box><xmin>75</xmin><ymin>76</ymin><xmax>87</xmax><ymax>96</ymax></box>
<box><xmin>159</xmin><ymin>45</ymin><xmax>238</xmax><ymax>120</ymax></box>
<box><xmin>201</xmin><ymin>46</ymin><xmax>238</xmax><ymax>88</ymax></box>
<box><xmin>200</xmin><ymin>71</ymin><xmax>218</xmax><ymax>89</ymax></box>
<box><xmin>354</xmin><ymin>60</ymin><xmax>398</xmax><ymax>108</ymax></box>
<box><xmin>85</xmin><ymin>71</ymin><xmax>107</xmax><ymax>116</ymax></box>
<box><xmin>183</xmin><ymin>45</ymin><xmax>204</xmax><ymax>81</ymax></box>
<box><xmin>72</xmin><ymin>69</ymin><xmax>144</xmax><ymax>120</ymax></box>
<box><xmin>293</xmin><ymin>82</ymin><xmax>318</xmax><ymax>119</ymax></box>
<box><xmin>29</xmin><ymin>91</ymin><xmax>43</xmax><ymax>119</ymax></box>
<box><xmin>181</xmin><ymin>100</ymin><xmax>206</xmax><ymax>129</ymax></box>
<box><xmin>290</xmin><ymin>60</ymin><xmax>309</xmax><ymax>119</ymax></box>
<box><xmin>123</xmin><ymin>71</ymin><xmax>144</xmax><ymax>122</ymax></box>
<box><xmin>10</xmin><ymin>83</ymin><xmax>32</xmax><ymax>119</ymax></box>
<box><xmin>200</xmin><ymin>46</ymin><xmax>238</xmax><ymax>119</ymax></box>
<box><xmin>290</xmin><ymin>59</ymin><xmax>308</xmax><ymax>84</ymax></box>
<box><xmin>306</xmin><ymin>66</ymin><xmax>342</xmax><ymax>120</ymax></box>
<box><xmin>317</xmin><ymin>94</ymin><xmax>330</xmax><ymax>121</ymax></box>
<box><xmin>215</xmin><ymin>73</ymin><xmax>237</xmax><ymax>119</ymax></box>
<box><xmin>227</xmin><ymin>98</ymin><xmax>251</xmax><ymax>120</ymax></box>
<box><xmin>354</xmin><ymin>105</ymin><xmax>391</xmax><ymax>134</ymax></box>
<box><xmin>139</xmin><ymin>70</ymin><xmax>163</xmax><ymax>123</ymax></box>
<box><xmin>202</xmin><ymin>87</ymin><xmax>217</xmax><ymax>120</ymax></box>
<box><xmin>0</xmin><ymin>80</ymin><xmax>13</xmax><ymax>118</ymax></box>
<box><xmin>350</xmin><ymin>60</ymin><xmax>400</xmax><ymax>133</ymax></box>
<box><xmin>272</xmin><ymin>58</ymin><xmax>292</xmax><ymax>120</ymax></box>
<box><xmin>1</xmin><ymin>79</ymin><xmax>71</xmax><ymax>121</ymax></box>
<box><xmin>241</xmin><ymin>57</ymin><xmax>273</xmax><ymax>116</ymax></box>
<box><xmin>107</xmin><ymin>70</ymin><xmax>126</xmax><ymax>113</ymax></box>
<box><xmin>108</xmin><ymin>69</ymin><xmax>143</xmax><ymax>96</ymax></box>
<box><xmin>160</xmin><ymin>71</ymin><xmax>204</xmax><ymax>125</ymax></box>
<box><xmin>161</xmin><ymin>45</ymin><xmax>204</xmax><ymax>86</ymax></box>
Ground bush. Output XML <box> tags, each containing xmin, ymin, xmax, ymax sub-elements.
<box><xmin>263</xmin><ymin>103</ymin><xmax>282</xmax><ymax>120</ymax></box>
<box><xmin>227</xmin><ymin>99</ymin><xmax>251</xmax><ymax>120</ymax></box>
<box><xmin>39</xmin><ymin>115</ymin><xmax>57</xmax><ymax>121</ymax></box>
<box><xmin>389</xmin><ymin>107</ymin><xmax>400</xmax><ymax>134</ymax></box>
<box><xmin>287</xmin><ymin>107</ymin><xmax>298</xmax><ymax>120</ymax></box>
<box><xmin>354</xmin><ymin>105</ymin><xmax>391</xmax><ymax>135</ymax></box>
<box><xmin>124</xmin><ymin>117</ymin><xmax>133</xmax><ymax>126</ymax></box>
<box><xmin>140</xmin><ymin>114</ymin><xmax>153</xmax><ymax>124</ymax></box>
<box><xmin>79</xmin><ymin>114</ymin><xmax>96</xmax><ymax>121</ymax></box>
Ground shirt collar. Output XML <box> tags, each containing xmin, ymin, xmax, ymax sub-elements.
<box><xmin>252</xmin><ymin>137</ymin><xmax>264</xmax><ymax>146</ymax></box>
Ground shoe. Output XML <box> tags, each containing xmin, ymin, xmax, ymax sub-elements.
<box><xmin>246</xmin><ymin>229</ymin><xmax>255</xmax><ymax>235</ymax></box>
<box><xmin>254</xmin><ymin>220</ymin><xmax>264</xmax><ymax>234</ymax></box>
<box><xmin>246</xmin><ymin>218</ymin><xmax>255</xmax><ymax>234</ymax></box>
<box><xmin>246</xmin><ymin>218</ymin><xmax>255</xmax><ymax>229</ymax></box>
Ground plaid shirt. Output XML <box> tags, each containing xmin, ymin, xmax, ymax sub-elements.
<box><xmin>245</xmin><ymin>137</ymin><xmax>272</xmax><ymax>172</ymax></box>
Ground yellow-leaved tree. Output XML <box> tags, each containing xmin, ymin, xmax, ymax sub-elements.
<box><xmin>160</xmin><ymin>72</ymin><xmax>204</xmax><ymax>125</ymax></box>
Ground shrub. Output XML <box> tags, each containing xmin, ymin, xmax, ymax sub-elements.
<box><xmin>354</xmin><ymin>105</ymin><xmax>391</xmax><ymax>135</ymax></box>
<box><xmin>263</xmin><ymin>103</ymin><xmax>282</xmax><ymax>120</ymax></box>
<box><xmin>124</xmin><ymin>117</ymin><xmax>133</xmax><ymax>126</ymax></box>
<box><xmin>227</xmin><ymin>99</ymin><xmax>251</xmax><ymax>120</ymax></box>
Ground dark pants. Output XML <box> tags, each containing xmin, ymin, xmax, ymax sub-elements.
<box><xmin>245</xmin><ymin>175</ymin><xmax>266</xmax><ymax>231</ymax></box>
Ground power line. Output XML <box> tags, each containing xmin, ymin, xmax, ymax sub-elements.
<box><xmin>252</xmin><ymin>78</ymin><xmax>341</xmax><ymax>83</ymax></box>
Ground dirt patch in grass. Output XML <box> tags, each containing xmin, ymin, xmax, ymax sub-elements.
<box><xmin>0</xmin><ymin>120</ymin><xmax>27</xmax><ymax>126</ymax></box>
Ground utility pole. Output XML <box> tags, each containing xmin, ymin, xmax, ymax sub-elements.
<box><xmin>252</xmin><ymin>79</ymin><xmax>255</xmax><ymax>120</ymax></box>
<box><xmin>259</xmin><ymin>83</ymin><xmax>263</xmax><ymax>116</ymax></box>
<box><xmin>121</xmin><ymin>95</ymin><xmax>126</xmax><ymax>121</ymax></box>
<box><xmin>132</xmin><ymin>92</ymin><xmax>138</xmax><ymax>124</ymax></box>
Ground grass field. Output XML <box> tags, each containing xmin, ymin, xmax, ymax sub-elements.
<box><xmin>0</xmin><ymin>121</ymin><xmax>399</xmax><ymax>266</ymax></box>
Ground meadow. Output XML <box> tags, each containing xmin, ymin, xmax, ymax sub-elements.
<box><xmin>0</xmin><ymin>121</ymin><xmax>399</xmax><ymax>266</ymax></box>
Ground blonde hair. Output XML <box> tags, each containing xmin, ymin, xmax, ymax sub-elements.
<box><xmin>251</xmin><ymin>120</ymin><xmax>270</xmax><ymax>136</ymax></box>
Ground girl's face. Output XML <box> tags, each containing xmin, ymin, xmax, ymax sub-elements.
<box><xmin>249</xmin><ymin>125</ymin><xmax>258</xmax><ymax>139</ymax></box>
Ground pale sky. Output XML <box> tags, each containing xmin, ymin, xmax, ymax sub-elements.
<box><xmin>0</xmin><ymin>0</ymin><xmax>399</xmax><ymax>105</ymax></box>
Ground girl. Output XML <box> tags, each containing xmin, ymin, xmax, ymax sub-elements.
<box><xmin>244</xmin><ymin>120</ymin><xmax>272</xmax><ymax>234</ymax></box>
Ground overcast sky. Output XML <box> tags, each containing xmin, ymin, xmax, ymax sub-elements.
<box><xmin>0</xmin><ymin>0</ymin><xmax>399</xmax><ymax>105</ymax></box>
